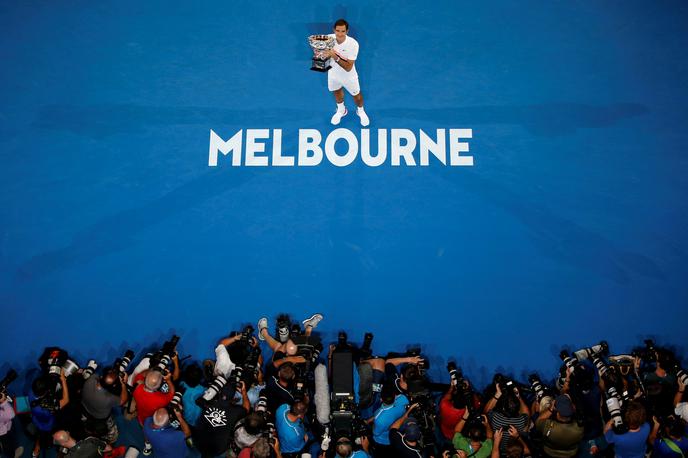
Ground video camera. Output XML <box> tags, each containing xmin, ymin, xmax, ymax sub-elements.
<box><xmin>328</xmin><ymin>333</ymin><xmax>369</xmax><ymax>443</ymax></box>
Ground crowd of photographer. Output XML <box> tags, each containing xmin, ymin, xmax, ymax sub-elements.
<box><xmin>0</xmin><ymin>313</ymin><xmax>687</xmax><ymax>458</ymax></box>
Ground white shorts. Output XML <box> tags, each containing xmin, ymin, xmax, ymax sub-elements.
<box><xmin>328</xmin><ymin>72</ymin><xmax>361</xmax><ymax>96</ymax></box>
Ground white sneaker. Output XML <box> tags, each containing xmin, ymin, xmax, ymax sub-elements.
<box><xmin>257</xmin><ymin>317</ymin><xmax>268</xmax><ymax>341</ymax></box>
<box><xmin>357</xmin><ymin>108</ymin><xmax>370</xmax><ymax>127</ymax></box>
<box><xmin>302</xmin><ymin>313</ymin><xmax>323</xmax><ymax>329</ymax></box>
<box><xmin>330</xmin><ymin>107</ymin><xmax>347</xmax><ymax>125</ymax></box>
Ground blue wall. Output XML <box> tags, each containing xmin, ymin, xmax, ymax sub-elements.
<box><xmin>1</xmin><ymin>0</ymin><xmax>687</xmax><ymax>388</ymax></box>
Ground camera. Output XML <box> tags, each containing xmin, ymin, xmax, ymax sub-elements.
<box><xmin>167</xmin><ymin>391</ymin><xmax>184</xmax><ymax>429</ymax></box>
<box><xmin>674</xmin><ymin>364</ymin><xmax>688</xmax><ymax>386</ymax></box>
<box><xmin>573</xmin><ymin>341</ymin><xmax>609</xmax><ymax>361</ymax></box>
<box><xmin>148</xmin><ymin>335</ymin><xmax>180</xmax><ymax>374</ymax></box>
<box><xmin>559</xmin><ymin>350</ymin><xmax>578</xmax><ymax>371</ymax></box>
<box><xmin>81</xmin><ymin>360</ymin><xmax>98</xmax><ymax>380</ymax></box>
<box><xmin>632</xmin><ymin>339</ymin><xmax>657</xmax><ymax>363</ymax></box>
<box><xmin>240</xmin><ymin>325</ymin><xmax>255</xmax><ymax>342</ymax></box>
<box><xmin>197</xmin><ymin>374</ymin><xmax>229</xmax><ymax>407</ymax></box>
<box><xmin>115</xmin><ymin>350</ymin><xmax>135</xmax><ymax>374</ymax></box>
<box><xmin>0</xmin><ymin>369</ymin><xmax>17</xmax><ymax>397</ymax></box>
<box><xmin>493</xmin><ymin>373</ymin><xmax>517</xmax><ymax>394</ymax></box>
<box><xmin>592</xmin><ymin>354</ymin><xmax>609</xmax><ymax>377</ymax></box>
<box><xmin>358</xmin><ymin>332</ymin><xmax>374</xmax><ymax>360</ymax></box>
<box><xmin>528</xmin><ymin>373</ymin><xmax>548</xmax><ymax>402</ymax></box>
<box><xmin>605</xmin><ymin>387</ymin><xmax>626</xmax><ymax>434</ymax></box>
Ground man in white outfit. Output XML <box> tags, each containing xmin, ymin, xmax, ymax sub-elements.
<box><xmin>325</xmin><ymin>19</ymin><xmax>370</xmax><ymax>126</ymax></box>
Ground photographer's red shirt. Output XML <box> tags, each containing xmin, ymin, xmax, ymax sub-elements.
<box><xmin>132</xmin><ymin>373</ymin><xmax>174</xmax><ymax>424</ymax></box>
<box><xmin>439</xmin><ymin>397</ymin><xmax>466</xmax><ymax>439</ymax></box>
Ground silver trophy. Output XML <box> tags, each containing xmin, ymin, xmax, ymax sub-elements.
<box><xmin>308</xmin><ymin>34</ymin><xmax>335</xmax><ymax>72</ymax></box>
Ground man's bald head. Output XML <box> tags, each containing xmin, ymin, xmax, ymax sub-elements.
<box><xmin>53</xmin><ymin>430</ymin><xmax>72</xmax><ymax>446</ymax></box>
<box><xmin>144</xmin><ymin>371</ymin><xmax>163</xmax><ymax>391</ymax></box>
<box><xmin>153</xmin><ymin>408</ymin><xmax>170</xmax><ymax>427</ymax></box>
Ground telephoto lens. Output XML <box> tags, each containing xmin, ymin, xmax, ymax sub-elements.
<box><xmin>82</xmin><ymin>360</ymin><xmax>98</xmax><ymax>380</ymax></box>
<box><xmin>117</xmin><ymin>350</ymin><xmax>135</xmax><ymax>374</ymax></box>
<box><xmin>528</xmin><ymin>374</ymin><xmax>545</xmax><ymax>401</ymax></box>
<box><xmin>200</xmin><ymin>374</ymin><xmax>228</xmax><ymax>403</ymax></box>
<box><xmin>62</xmin><ymin>359</ymin><xmax>81</xmax><ymax>377</ymax></box>
<box><xmin>592</xmin><ymin>355</ymin><xmax>609</xmax><ymax>377</ymax></box>
<box><xmin>447</xmin><ymin>362</ymin><xmax>461</xmax><ymax>386</ymax></box>
<box><xmin>0</xmin><ymin>369</ymin><xmax>18</xmax><ymax>395</ymax></box>
<box><xmin>574</xmin><ymin>341</ymin><xmax>609</xmax><ymax>361</ymax></box>
<box><xmin>168</xmin><ymin>391</ymin><xmax>184</xmax><ymax>428</ymax></box>
<box><xmin>559</xmin><ymin>350</ymin><xmax>577</xmax><ymax>371</ymax></box>
<box><xmin>605</xmin><ymin>387</ymin><xmax>626</xmax><ymax>433</ymax></box>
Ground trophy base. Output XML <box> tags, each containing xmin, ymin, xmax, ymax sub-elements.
<box><xmin>310</xmin><ymin>65</ymin><xmax>331</xmax><ymax>72</ymax></box>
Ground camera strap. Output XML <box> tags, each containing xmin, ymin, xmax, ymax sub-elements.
<box><xmin>663</xmin><ymin>439</ymin><xmax>685</xmax><ymax>458</ymax></box>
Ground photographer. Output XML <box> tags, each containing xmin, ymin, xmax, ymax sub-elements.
<box><xmin>80</xmin><ymin>367</ymin><xmax>128</xmax><ymax>443</ymax></box>
<box><xmin>264</xmin><ymin>364</ymin><xmax>297</xmax><ymax>416</ymax></box>
<box><xmin>30</xmin><ymin>370</ymin><xmax>70</xmax><ymax>457</ymax></box>
<box><xmin>484</xmin><ymin>381</ymin><xmax>529</xmax><ymax>455</ymax></box>
<box><xmin>640</xmin><ymin>350</ymin><xmax>677</xmax><ymax>418</ymax></box>
<box><xmin>132</xmin><ymin>368</ymin><xmax>176</xmax><ymax>425</ymax></box>
<box><xmin>275</xmin><ymin>398</ymin><xmax>319</xmax><ymax>458</ymax></box>
<box><xmin>143</xmin><ymin>407</ymin><xmax>191</xmax><ymax>458</ymax></box>
<box><xmin>452</xmin><ymin>412</ymin><xmax>493</xmax><ymax>458</ymax></box>
<box><xmin>388</xmin><ymin>402</ymin><xmax>427</xmax><ymax>458</ymax></box>
<box><xmin>439</xmin><ymin>382</ymin><xmax>468</xmax><ymax>441</ymax></box>
<box><xmin>178</xmin><ymin>364</ymin><xmax>204</xmax><ymax>427</ymax></box>
<box><xmin>0</xmin><ymin>391</ymin><xmax>21</xmax><ymax>458</ymax></box>
<box><xmin>648</xmin><ymin>415</ymin><xmax>688</xmax><ymax>458</ymax></box>
<box><xmin>194</xmin><ymin>380</ymin><xmax>250</xmax><ymax>457</ymax></box>
<box><xmin>535</xmin><ymin>394</ymin><xmax>584</xmax><ymax>458</ymax></box>
<box><xmin>603</xmin><ymin>401</ymin><xmax>650</xmax><ymax>458</ymax></box>
<box><xmin>370</xmin><ymin>386</ymin><xmax>410</xmax><ymax>457</ymax></box>
<box><xmin>565</xmin><ymin>363</ymin><xmax>605</xmax><ymax>458</ymax></box>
